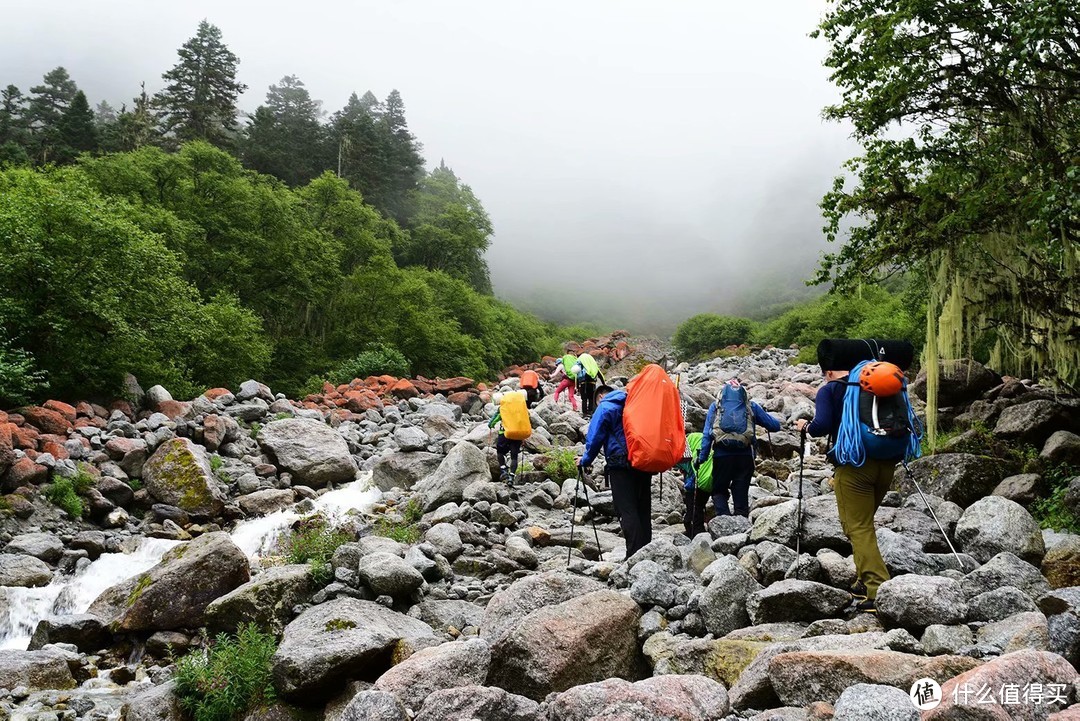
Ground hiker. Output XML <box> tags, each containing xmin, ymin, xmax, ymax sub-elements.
<box><xmin>795</xmin><ymin>360</ymin><xmax>913</xmax><ymax>613</ymax></box>
<box><xmin>578</xmin><ymin>384</ymin><xmax>653</xmax><ymax>557</ymax></box>
<box><xmin>551</xmin><ymin>353</ymin><xmax>579</xmax><ymax>411</ymax></box>
<box><xmin>488</xmin><ymin>391</ymin><xmax>528</xmax><ymax>486</ymax></box>
<box><xmin>519</xmin><ymin>369</ymin><xmax>545</xmax><ymax>408</ymax></box>
<box><xmin>576</xmin><ymin>352</ymin><xmax>606</xmax><ymax>418</ymax></box>
<box><xmin>698</xmin><ymin>378</ymin><xmax>782</xmax><ymax>517</ymax></box>
<box><xmin>679</xmin><ymin>432</ymin><xmax>712</xmax><ymax>537</ymax></box>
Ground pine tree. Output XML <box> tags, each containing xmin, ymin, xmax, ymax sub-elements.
<box><xmin>331</xmin><ymin>91</ymin><xmax>391</xmax><ymax>208</ymax></box>
<box><xmin>155</xmin><ymin>20</ymin><xmax>246</xmax><ymax>149</ymax></box>
<box><xmin>0</xmin><ymin>85</ymin><xmax>29</xmax><ymax>164</ymax></box>
<box><xmin>379</xmin><ymin>89</ymin><xmax>425</xmax><ymax>223</ymax></box>
<box><xmin>27</xmin><ymin>67</ymin><xmax>78</xmax><ymax>163</ymax></box>
<box><xmin>56</xmin><ymin>90</ymin><xmax>98</xmax><ymax>161</ymax></box>
<box><xmin>243</xmin><ymin>75</ymin><xmax>328</xmax><ymax>185</ymax></box>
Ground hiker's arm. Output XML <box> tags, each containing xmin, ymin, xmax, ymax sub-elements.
<box><xmin>804</xmin><ymin>384</ymin><xmax>835</xmax><ymax>437</ymax></box>
<box><xmin>752</xmin><ymin>403</ymin><xmax>782</xmax><ymax>432</ymax></box>
<box><xmin>699</xmin><ymin>403</ymin><xmax>716</xmax><ymax>460</ymax></box>
<box><xmin>581</xmin><ymin>407</ymin><xmax>608</xmax><ymax>466</ymax></box>
<box><xmin>487</xmin><ymin>412</ymin><xmax>500</xmax><ymax>429</ymax></box>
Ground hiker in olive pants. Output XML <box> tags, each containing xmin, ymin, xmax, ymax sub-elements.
<box><xmin>833</xmin><ymin>460</ymin><xmax>893</xmax><ymax>599</ymax></box>
<box><xmin>797</xmin><ymin>369</ymin><xmax>891</xmax><ymax>612</ymax></box>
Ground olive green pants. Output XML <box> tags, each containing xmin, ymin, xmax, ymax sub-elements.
<box><xmin>834</xmin><ymin>459</ymin><xmax>895</xmax><ymax>599</ymax></box>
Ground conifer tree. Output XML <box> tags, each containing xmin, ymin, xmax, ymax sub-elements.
<box><xmin>243</xmin><ymin>75</ymin><xmax>327</xmax><ymax>185</ymax></box>
<box><xmin>27</xmin><ymin>67</ymin><xmax>78</xmax><ymax>163</ymax></box>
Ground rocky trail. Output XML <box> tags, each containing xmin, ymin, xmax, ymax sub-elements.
<box><xmin>1</xmin><ymin>339</ymin><xmax>1080</xmax><ymax>720</ymax></box>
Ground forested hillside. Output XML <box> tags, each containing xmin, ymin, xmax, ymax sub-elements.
<box><xmin>0</xmin><ymin>21</ymin><xmax>588</xmax><ymax>405</ymax></box>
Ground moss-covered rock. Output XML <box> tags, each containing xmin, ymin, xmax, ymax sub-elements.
<box><xmin>142</xmin><ymin>438</ymin><xmax>226</xmax><ymax>517</ymax></box>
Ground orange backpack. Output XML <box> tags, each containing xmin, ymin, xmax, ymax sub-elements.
<box><xmin>519</xmin><ymin>369</ymin><xmax>540</xmax><ymax>389</ymax></box>
<box><xmin>623</xmin><ymin>364</ymin><xmax>686</xmax><ymax>472</ymax></box>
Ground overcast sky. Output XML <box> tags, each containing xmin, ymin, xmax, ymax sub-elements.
<box><xmin>2</xmin><ymin>0</ymin><xmax>857</xmax><ymax>332</ymax></box>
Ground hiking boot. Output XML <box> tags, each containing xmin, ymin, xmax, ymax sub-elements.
<box><xmin>507</xmin><ymin>473</ymin><xmax>516</xmax><ymax>487</ymax></box>
<box><xmin>854</xmin><ymin>598</ymin><xmax>877</xmax><ymax>614</ymax></box>
<box><xmin>849</xmin><ymin>581</ymin><xmax>868</xmax><ymax>600</ymax></box>
<box><xmin>499</xmin><ymin>468</ymin><xmax>509</xmax><ymax>482</ymax></box>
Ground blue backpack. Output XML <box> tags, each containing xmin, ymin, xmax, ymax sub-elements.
<box><xmin>712</xmin><ymin>382</ymin><xmax>754</xmax><ymax>449</ymax></box>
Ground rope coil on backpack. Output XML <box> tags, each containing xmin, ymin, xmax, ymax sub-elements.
<box><xmin>832</xmin><ymin>360</ymin><xmax>923</xmax><ymax>467</ymax></box>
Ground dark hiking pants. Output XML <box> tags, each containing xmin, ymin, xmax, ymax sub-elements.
<box><xmin>609</xmin><ymin>466</ymin><xmax>653</xmax><ymax>558</ymax></box>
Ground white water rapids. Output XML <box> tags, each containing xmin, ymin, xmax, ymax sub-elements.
<box><xmin>0</xmin><ymin>472</ymin><xmax>379</xmax><ymax>650</ymax></box>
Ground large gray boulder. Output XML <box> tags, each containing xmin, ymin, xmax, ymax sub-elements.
<box><xmin>414</xmin><ymin>442</ymin><xmax>490</xmax><ymax>511</ymax></box>
<box><xmin>142</xmin><ymin>437</ymin><xmax>228</xmax><ymax>516</ymax></box>
<box><xmin>0</xmin><ymin>649</ymin><xmax>75</xmax><ymax>691</ymax></box>
<box><xmin>746</xmin><ymin>579</ymin><xmax>850</xmax><ymax>624</ymax></box>
<box><xmin>1041</xmin><ymin>587</ymin><xmax>1080</xmax><ymax>667</ymax></box>
<box><xmin>994</xmin><ymin>399</ymin><xmax>1080</xmax><ymax>447</ymax></box>
<box><xmin>422</xmin><ymin>523</ymin><xmax>463</xmax><ymax>560</ymax></box>
<box><xmin>373</xmin><ymin>637</ymin><xmax>490</xmax><ymax>711</ymax></box>
<box><xmin>875</xmin><ymin>575</ymin><xmax>968</xmax><ymax>631</ymax></box>
<box><xmin>547</xmin><ymin>675</ymin><xmax>729</xmax><ymax>721</ymax></box>
<box><xmin>372</xmin><ymin>452</ymin><xmax>442</xmax><ymax>492</ymax></box>
<box><xmin>357</xmin><ymin>552</ymin><xmax>425</xmax><ymax>597</ymax></box>
<box><xmin>4</xmin><ymin>532</ymin><xmax>64</xmax><ymax>563</ymax></box>
<box><xmin>411</xmin><ymin>599</ymin><xmax>484</xmax><ymax>634</ymax></box>
<box><xmin>832</xmin><ymin>683</ymin><xmax>919</xmax><ymax>721</ymax></box>
<box><xmin>205</xmin><ymin>564</ymin><xmax>315</xmax><ymax>634</ymax></box>
<box><xmin>238</xmin><ymin>489</ymin><xmax>296</xmax><ymax>516</ymax></box>
<box><xmin>257</xmin><ymin>419</ymin><xmax>357</xmax><ymax>488</ymax></box>
<box><xmin>960</xmin><ymin>552</ymin><xmax>1050</xmax><ymax>601</ymax></box>
<box><xmin>414</xmin><ymin>686</ymin><xmax>543</xmax><ymax>721</ymax></box>
<box><xmin>925</xmin><ymin>650</ymin><xmax>1078</xmax><ymax>719</ymax></box>
<box><xmin>88</xmin><ymin>532</ymin><xmax>249</xmax><ymax>631</ymax></box>
<box><xmin>698</xmin><ymin>556</ymin><xmax>762</xmax><ymax>637</ymax></box>
<box><xmin>29</xmin><ymin>614</ymin><xmax>111</xmax><ymax>652</ymax></box>
<box><xmin>893</xmin><ymin>453</ymin><xmax>1001</xmax><ymax>508</ymax></box>
<box><xmin>272</xmin><ymin>597</ymin><xmax>436</xmax><ymax>700</ymax></box>
<box><xmin>0</xmin><ymin>553</ymin><xmax>52</xmax><ymax>587</ymax></box>
<box><xmin>125</xmin><ymin>679</ymin><xmax>185</xmax><ymax>721</ymax></box>
<box><xmin>911</xmin><ymin>359</ymin><xmax>999</xmax><ymax>406</ymax></box>
<box><xmin>955</xmin><ymin>495</ymin><xmax>1045</xmax><ymax>564</ymax></box>
<box><xmin>1042</xmin><ymin>430</ymin><xmax>1080</xmax><ymax>466</ymax></box>
<box><xmin>486</xmin><ymin>590</ymin><xmax>642</xmax><ymax>701</ymax></box>
<box><xmin>338</xmin><ymin>690</ymin><xmax>408</xmax><ymax>721</ymax></box>
<box><xmin>992</xmin><ymin>473</ymin><xmax>1041</xmax><ymax>505</ymax></box>
<box><xmin>481</xmin><ymin>571</ymin><xmax>604</xmax><ymax>645</ymax></box>
<box><xmin>976</xmin><ymin>611</ymin><xmax>1050</xmax><ymax>654</ymax></box>
<box><xmin>393</xmin><ymin>426</ymin><xmax>430</xmax><ymax>452</ymax></box>
<box><xmin>750</xmin><ymin>496</ymin><xmax>848</xmax><ymax>552</ymax></box>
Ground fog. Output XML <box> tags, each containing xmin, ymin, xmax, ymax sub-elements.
<box><xmin>1</xmin><ymin>0</ymin><xmax>858</xmax><ymax>332</ymax></box>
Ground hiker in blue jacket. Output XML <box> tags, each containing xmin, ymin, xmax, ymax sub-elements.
<box><xmin>699</xmin><ymin>379</ymin><xmax>782</xmax><ymax>517</ymax></box>
<box><xmin>578</xmin><ymin>385</ymin><xmax>652</xmax><ymax>558</ymax></box>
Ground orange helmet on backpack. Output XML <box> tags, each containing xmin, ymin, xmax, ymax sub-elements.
<box><xmin>859</xmin><ymin>362</ymin><xmax>905</xmax><ymax>397</ymax></box>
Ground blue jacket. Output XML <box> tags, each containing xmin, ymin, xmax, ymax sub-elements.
<box><xmin>581</xmin><ymin>389</ymin><xmax>629</xmax><ymax>468</ymax></box>
<box><xmin>701</xmin><ymin>400</ymin><xmax>782</xmax><ymax>459</ymax></box>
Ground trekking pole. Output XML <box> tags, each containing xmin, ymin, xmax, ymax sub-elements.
<box><xmin>795</xmin><ymin>427</ymin><xmax>806</xmax><ymax>577</ymax></box>
<box><xmin>566</xmin><ymin>467</ymin><xmax>603</xmax><ymax>565</ymax></box>
<box><xmin>902</xmin><ymin>460</ymin><xmax>968</xmax><ymax>572</ymax></box>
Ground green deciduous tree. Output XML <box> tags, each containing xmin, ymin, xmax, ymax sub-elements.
<box><xmin>814</xmin><ymin>0</ymin><xmax>1080</xmax><ymax>394</ymax></box>
<box><xmin>156</xmin><ymin>20</ymin><xmax>246</xmax><ymax>149</ymax></box>
<box><xmin>673</xmin><ymin>314</ymin><xmax>756</xmax><ymax>358</ymax></box>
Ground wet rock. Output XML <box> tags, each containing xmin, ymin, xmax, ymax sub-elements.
<box><xmin>955</xmin><ymin>495</ymin><xmax>1045</xmax><ymax>564</ymax></box>
<box><xmin>88</xmin><ymin>532</ymin><xmax>249</xmax><ymax>631</ymax></box>
<box><xmin>238</xmin><ymin>489</ymin><xmax>295</xmax><ymax>516</ymax></box>
<box><xmin>373</xmin><ymin>637</ymin><xmax>490</xmax><ymax>710</ymax></box>
<box><xmin>0</xmin><ymin>649</ymin><xmax>75</xmax><ymax>692</ymax></box>
<box><xmin>142</xmin><ymin>437</ymin><xmax>227</xmax><ymax>516</ymax></box>
<box><xmin>206</xmin><ymin>564</ymin><xmax>315</xmax><ymax>634</ymax></box>
<box><xmin>28</xmin><ymin>615</ymin><xmax>110</xmax><ymax>653</ymax></box>
<box><xmin>487</xmin><ymin>589</ymin><xmax>642</xmax><ymax>700</ymax></box>
<box><xmin>547</xmin><ymin>675</ymin><xmax>729</xmax><ymax>721</ymax></box>
<box><xmin>271</xmin><ymin>597</ymin><xmax>435</xmax><ymax>700</ymax></box>
<box><xmin>4</xmin><ymin>533</ymin><xmax>63</xmax><ymax>563</ymax></box>
<box><xmin>125</xmin><ymin>679</ymin><xmax>185</xmax><ymax>721</ymax></box>
<box><xmin>413</xmin><ymin>685</ymin><xmax>543</xmax><ymax>721</ymax></box>
<box><xmin>0</xmin><ymin>553</ymin><xmax>52</xmax><ymax>587</ymax></box>
<box><xmin>257</xmin><ymin>419</ymin><xmax>357</xmax><ymax>488</ymax></box>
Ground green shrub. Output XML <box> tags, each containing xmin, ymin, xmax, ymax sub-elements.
<box><xmin>1032</xmin><ymin>463</ymin><xmax>1080</xmax><ymax>534</ymax></box>
<box><xmin>0</xmin><ymin>340</ymin><xmax>46</xmax><ymax>407</ymax></box>
<box><xmin>673</xmin><ymin>314</ymin><xmax>756</xmax><ymax>358</ymax></box>
<box><xmin>279</xmin><ymin>514</ymin><xmax>351</xmax><ymax>585</ymax></box>
<box><xmin>45</xmin><ymin>477</ymin><xmax>83</xmax><ymax>518</ymax></box>
<box><xmin>544</xmin><ymin>447</ymin><xmax>578</xmax><ymax>482</ymax></box>
<box><xmin>373</xmin><ymin>518</ymin><xmax>421</xmax><ymax>545</ymax></box>
<box><xmin>72</xmin><ymin>464</ymin><xmax>96</xmax><ymax>495</ymax></box>
<box><xmin>174</xmin><ymin>623</ymin><xmax>277</xmax><ymax>721</ymax></box>
<box><xmin>324</xmin><ymin>344</ymin><xmax>411</xmax><ymax>385</ymax></box>
<box><xmin>210</xmin><ymin>455</ymin><xmax>223</xmax><ymax>472</ymax></box>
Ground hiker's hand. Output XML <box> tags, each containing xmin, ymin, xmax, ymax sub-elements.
<box><xmin>794</xmin><ymin>419</ymin><xmax>808</xmax><ymax>432</ymax></box>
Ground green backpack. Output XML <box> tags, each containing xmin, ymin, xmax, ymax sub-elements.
<box><xmin>561</xmin><ymin>354</ymin><xmax>578</xmax><ymax>376</ymax></box>
<box><xmin>687</xmin><ymin>432</ymin><xmax>714</xmax><ymax>492</ymax></box>
<box><xmin>578</xmin><ymin>353</ymin><xmax>600</xmax><ymax>379</ymax></box>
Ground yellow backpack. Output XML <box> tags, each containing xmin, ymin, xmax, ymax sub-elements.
<box><xmin>500</xmin><ymin>391</ymin><xmax>532</xmax><ymax>441</ymax></box>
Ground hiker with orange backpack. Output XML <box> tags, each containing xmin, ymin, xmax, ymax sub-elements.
<box><xmin>795</xmin><ymin>347</ymin><xmax>922</xmax><ymax>614</ymax></box>
<box><xmin>489</xmin><ymin>391</ymin><xmax>532</xmax><ymax>486</ymax></box>
<box><xmin>699</xmin><ymin>379</ymin><xmax>782</xmax><ymax>517</ymax></box>
<box><xmin>551</xmin><ymin>354</ymin><xmax>579</xmax><ymax>412</ymax></box>
<box><xmin>519</xmin><ymin>369</ymin><xmax>545</xmax><ymax>408</ymax></box>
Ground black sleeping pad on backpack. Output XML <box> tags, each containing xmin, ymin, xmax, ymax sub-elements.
<box><xmin>816</xmin><ymin>339</ymin><xmax>915</xmax><ymax>372</ymax></box>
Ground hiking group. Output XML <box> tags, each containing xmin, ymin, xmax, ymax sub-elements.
<box><xmin>582</xmin><ymin>339</ymin><xmax>922</xmax><ymax>614</ymax></box>
<box><xmin>493</xmin><ymin>338</ymin><xmax>922</xmax><ymax>614</ymax></box>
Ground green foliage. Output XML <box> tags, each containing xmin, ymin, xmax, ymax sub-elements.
<box><xmin>324</xmin><ymin>618</ymin><xmax>356</xmax><ymax>632</ymax></box>
<box><xmin>324</xmin><ymin>345</ymin><xmax>411</xmax><ymax>385</ymax></box>
<box><xmin>673</xmin><ymin>314</ymin><xmax>756</xmax><ymax>358</ymax></box>
<box><xmin>174</xmin><ymin>623</ymin><xmax>277</xmax><ymax>721</ymax></box>
<box><xmin>242</xmin><ymin>76</ymin><xmax>327</xmax><ymax>187</ymax></box>
<box><xmin>401</xmin><ymin>497</ymin><xmax>424</xmax><ymax>524</ymax></box>
<box><xmin>209</xmin><ymin>455</ymin><xmax>223</xmax><ymax>472</ymax></box>
<box><xmin>373</xmin><ymin>518</ymin><xmax>421</xmax><ymax>545</ymax></box>
<box><xmin>814</xmin><ymin>1</ymin><xmax>1079</xmax><ymax>391</ymax></box>
<box><xmin>544</xmin><ymin>447</ymin><xmax>578</xmax><ymax>482</ymax></box>
<box><xmin>0</xmin><ymin>340</ymin><xmax>46</xmax><ymax>407</ymax></box>
<box><xmin>279</xmin><ymin>514</ymin><xmax>351</xmax><ymax>585</ymax></box>
<box><xmin>1032</xmin><ymin>464</ymin><xmax>1080</xmax><ymax>535</ymax></box>
<box><xmin>45</xmin><ymin>477</ymin><xmax>83</xmax><ymax>518</ymax></box>
<box><xmin>754</xmin><ymin>282</ymin><xmax>925</xmax><ymax>364</ymax></box>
